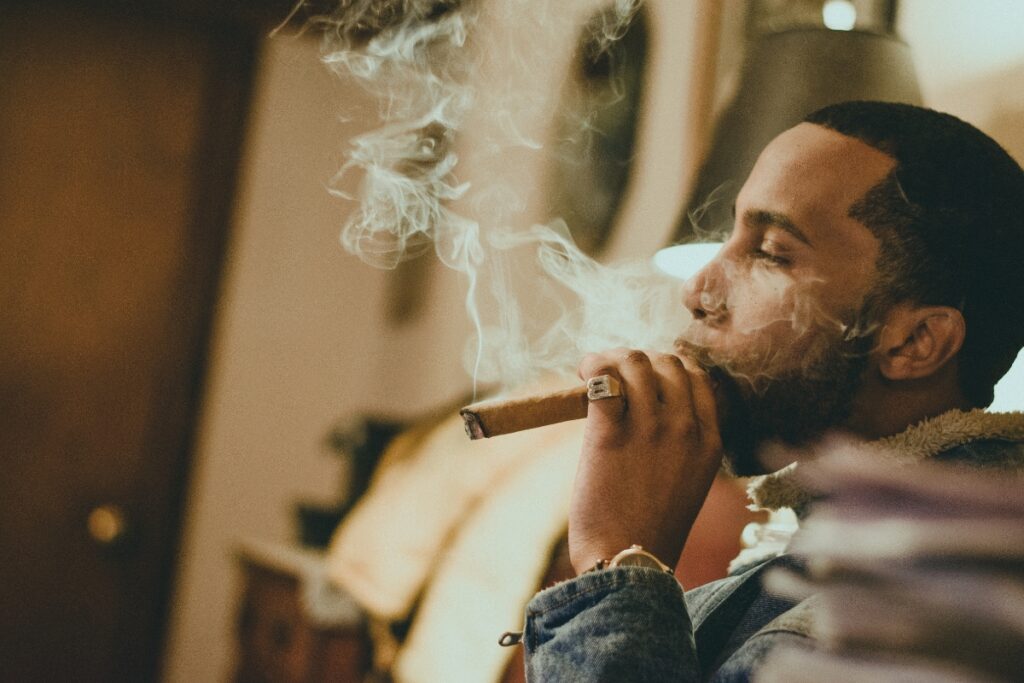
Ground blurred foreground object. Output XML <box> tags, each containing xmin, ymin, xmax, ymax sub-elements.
<box><xmin>759</xmin><ymin>455</ymin><xmax>1024</xmax><ymax>683</ymax></box>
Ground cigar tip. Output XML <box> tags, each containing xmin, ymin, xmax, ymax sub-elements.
<box><xmin>459</xmin><ymin>408</ymin><xmax>487</xmax><ymax>440</ymax></box>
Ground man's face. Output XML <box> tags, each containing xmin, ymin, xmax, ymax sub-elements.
<box><xmin>676</xmin><ymin>123</ymin><xmax>895</xmax><ymax>474</ymax></box>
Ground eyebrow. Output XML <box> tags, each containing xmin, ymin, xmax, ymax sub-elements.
<box><xmin>740</xmin><ymin>208</ymin><xmax>813</xmax><ymax>247</ymax></box>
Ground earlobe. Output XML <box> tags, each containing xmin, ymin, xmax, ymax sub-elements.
<box><xmin>878</xmin><ymin>306</ymin><xmax>965</xmax><ymax>381</ymax></box>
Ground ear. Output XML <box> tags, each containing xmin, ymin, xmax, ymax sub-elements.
<box><xmin>876</xmin><ymin>304</ymin><xmax>966</xmax><ymax>381</ymax></box>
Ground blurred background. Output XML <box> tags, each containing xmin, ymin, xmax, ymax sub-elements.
<box><xmin>1</xmin><ymin>0</ymin><xmax>1022</xmax><ymax>681</ymax></box>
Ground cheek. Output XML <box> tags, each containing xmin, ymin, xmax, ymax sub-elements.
<box><xmin>725</xmin><ymin>265</ymin><xmax>800</xmax><ymax>334</ymax></box>
<box><xmin>719</xmin><ymin>268</ymin><xmax>843</xmax><ymax>370</ymax></box>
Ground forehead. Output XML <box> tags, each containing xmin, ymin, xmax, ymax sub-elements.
<box><xmin>737</xmin><ymin>122</ymin><xmax>896</xmax><ymax>245</ymax></box>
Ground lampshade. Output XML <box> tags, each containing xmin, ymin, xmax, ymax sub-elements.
<box><xmin>669</xmin><ymin>26</ymin><xmax>922</xmax><ymax>245</ymax></box>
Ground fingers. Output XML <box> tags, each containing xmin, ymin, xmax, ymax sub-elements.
<box><xmin>578</xmin><ymin>349</ymin><xmax>708</xmax><ymax>430</ymax></box>
<box><xmin>569</xmin><ymin>350</ymin><xmax>724</xmax><ymax>574</ymax></box>
<box><xmin>614</xmin><ymin>349</ymin><xmax>660</xmax><ymax>415</ymax></box>
<box><xmin>679</xmin><ymin>355</ymin><xmax>722</xmax><ymax>449</ymax></box>
<box><xmin>649</xmin><ymin>352</ymin><xmax>693</xmax><ymax>410</ymax></box>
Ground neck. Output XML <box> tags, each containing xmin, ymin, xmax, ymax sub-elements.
<box><xmin>845</xmin><ymin>368</ymin><xmax>972</xmax><ymax>440</ymax></box>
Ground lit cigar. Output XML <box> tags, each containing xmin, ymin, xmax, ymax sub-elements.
<box><xmin>460</xmin><ymin>375</ymin><xmax>622</xmax><ymax>440</ymax></box>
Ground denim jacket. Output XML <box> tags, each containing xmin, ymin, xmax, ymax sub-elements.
<box><xmin>522</xmin><ymin>425</ymin><xmax>1024</xmax><ymax>682</ymax></box>
<box><xmin>523</xmin><ymin>554</ymin><xmax>807</xmax><ymax>682</ymax></box>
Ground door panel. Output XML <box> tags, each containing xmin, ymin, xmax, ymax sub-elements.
<box><xmin>0</xmin><ymin>4</ymin><xmax>256</xmax><ymax>680</ymax></box>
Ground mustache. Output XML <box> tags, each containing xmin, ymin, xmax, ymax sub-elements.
<box><xmin>673</xmin><ymin>337</ymin><xmax>731</xmax><ymax>389</ymax></box>
<box><xmin>673</xmin><ymin>336</ymin><xmax>717</xmax><ymax>370</ymax></box>
<box><xmin>673</xmin><ymin>335</ymin><xmax>750</xmax><ymax>394</ymax></box>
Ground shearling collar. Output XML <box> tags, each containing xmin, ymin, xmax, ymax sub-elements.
<box><xmin>746</xmin><ymin>409</ymin><xmax>1024</xmax><ymax>512</ymax></box>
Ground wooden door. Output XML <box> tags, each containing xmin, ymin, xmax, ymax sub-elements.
<box><xmin>0</xmin><ymin>4</ymin><xmax>258</xmax><ymax>680</ymax></box>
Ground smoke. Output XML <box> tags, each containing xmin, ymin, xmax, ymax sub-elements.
<box><xmin>317</xmin><ymin>1</ymin><xmax>476</xmax><ymax>269</ymax></box>
<box><xmin>299</xmin><ymin>0</ymin><xmax>916</xmax><ymax>469</ymax></box>
<box><xmin>305</xmin><ymin>0</ymin><xmax>690</xmax><ymax>394</ymax></box>
<box><xmin>474</xmin><ymin>220</ymin><xmax>688</xmax><ymax>384</ymax></box>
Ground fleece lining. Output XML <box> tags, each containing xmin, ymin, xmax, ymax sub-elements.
<box><xmin>747</xmin><ymin>409</ymin><xmax>1024</xmax><ymax>511</ymax></box>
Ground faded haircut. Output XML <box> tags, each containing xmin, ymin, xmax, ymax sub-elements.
<box><xmin>804</xmin><ymin>101</ymin><xmax>1024</xmax><ymax>407</ymax></box>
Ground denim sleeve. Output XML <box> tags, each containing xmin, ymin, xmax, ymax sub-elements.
<box><xmin>710</xmin><ymin>631</ymin><xmax>812</xmax><ymax>682</ymax></box>
<box><xmin>523</xmin><ymin>566</ymin><xmax>700</xmax><ymax>682</ymax></box>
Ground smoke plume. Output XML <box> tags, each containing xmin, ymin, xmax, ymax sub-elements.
<box><xmin>307</xmin><ymin>0</ymin><xmax>691</xmax><ymax>393</ymax></box>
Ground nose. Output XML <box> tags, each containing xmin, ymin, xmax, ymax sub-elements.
<box><xmin>684</xmin><ymin>286</ymin><xmax>707</xmax><ymax>320</ymax></box>
<box><xmin>683</xmin><ymin>261</ymin><xmax>723</xmax><ymax>321</ymax></box>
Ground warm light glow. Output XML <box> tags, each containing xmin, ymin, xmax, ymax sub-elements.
<box><xmin>990</xmin><ymin>350</ymin><xmax>1024</xmax><ymax>412</ymax></box>
<box><xmin>899</xmin><ymin>0</ymin><xmax>1024</xmax><ymax>88</ymax></box>
<box><xmin>822</xmin><ymin>0</ymin><xmax>857</xmax><ymax>31</ymax></box>
<box><xmin>652</xmin><ymin>243</ymin><xmax>721</xmax><ymax>280</ymax></box>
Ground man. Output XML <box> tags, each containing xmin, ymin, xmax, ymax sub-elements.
<box><xmin>520</xmin><ymin>101</ymin><xmax>1024</xmax><ymax>680</ymax></box>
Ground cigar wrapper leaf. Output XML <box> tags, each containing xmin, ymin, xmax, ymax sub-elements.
<box><xmin>460</xmin><ymin>375</ymin><xmax>621</xmax><ymax>439</ymax></box>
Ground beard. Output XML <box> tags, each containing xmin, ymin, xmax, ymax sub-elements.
<box><xmin>675</xmin><ymin>326</ymin><xmax>871</xmax><ymax>476</ymax></box>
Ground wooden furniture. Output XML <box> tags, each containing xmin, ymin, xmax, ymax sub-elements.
<box><xmin>232</xmin><ymin>472</ymin><xmax>763</xmax><ymax>683</ymax></box>
<box><xmin>234</xmin><ymin>540</ymin><xmax>371</xmax><ymax>683</ymax></box>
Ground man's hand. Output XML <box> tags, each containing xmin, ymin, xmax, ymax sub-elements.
<box><xmin>569</xmin><ymin>349</ymin><xmax>724</xmax><ymax>575</ymax></box>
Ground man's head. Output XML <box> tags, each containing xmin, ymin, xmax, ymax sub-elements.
<box><xmin>676</xmin><ymin>101</ymin><xmax>1024</xmax><ymax>474</ymax></box>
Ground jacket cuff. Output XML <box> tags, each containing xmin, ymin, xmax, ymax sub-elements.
<box><xmin>524</xmin><ymin>566</ymin><xmax>697</xmax><ymax>681</ymax></box>
<box><xmin>528</xmin><ymin>565</ymin><xmax>684</xmax><ymax>616</ymax></box>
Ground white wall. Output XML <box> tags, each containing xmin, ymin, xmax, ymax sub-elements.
<box><xmin>900</xmin><ymin>0</ymin><xmax>1024</xmax><ymax>162</ymax></box>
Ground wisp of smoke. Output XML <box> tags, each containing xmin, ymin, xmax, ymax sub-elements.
<box><xmin>476</xmin><ymin>220</ymin><xmax>689</xmax><ymax>384</ymax></box>
<box><xmin>306</xmin><ymin>0</ymin><xmax>693</xmax><ymax>395</ymax></box>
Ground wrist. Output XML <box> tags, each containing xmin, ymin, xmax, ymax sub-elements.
<box><xmin>574</xmin><ymin>544</ymin><xmax>675</xmax><ymax>576</ymax></box>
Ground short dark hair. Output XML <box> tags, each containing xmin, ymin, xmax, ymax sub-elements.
<box><xmin>804</xmin><ymin>101</ymin><xmax>1024</xmax><ymax>407</ymax></box>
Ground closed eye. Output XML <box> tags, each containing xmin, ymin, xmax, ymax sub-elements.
<box><xmin>751</xmin><ymin>248</ymin><xmax>790</xmax><ymax>267</ymax></box>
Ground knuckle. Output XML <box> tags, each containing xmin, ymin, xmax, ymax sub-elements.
<box><xmin>654</xmin><ymin>353</ymin><xmax>685</xmax><ymax>368</ymax></box>
<box><xmin>679</xmin><ymin>355</ymin><xmax>710</xmax><ymax>378</ymax></box>
<box><xmin>623</xmin><ymin>349</ymin><xmax>651</xmax><ymax>365</ymax></box>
